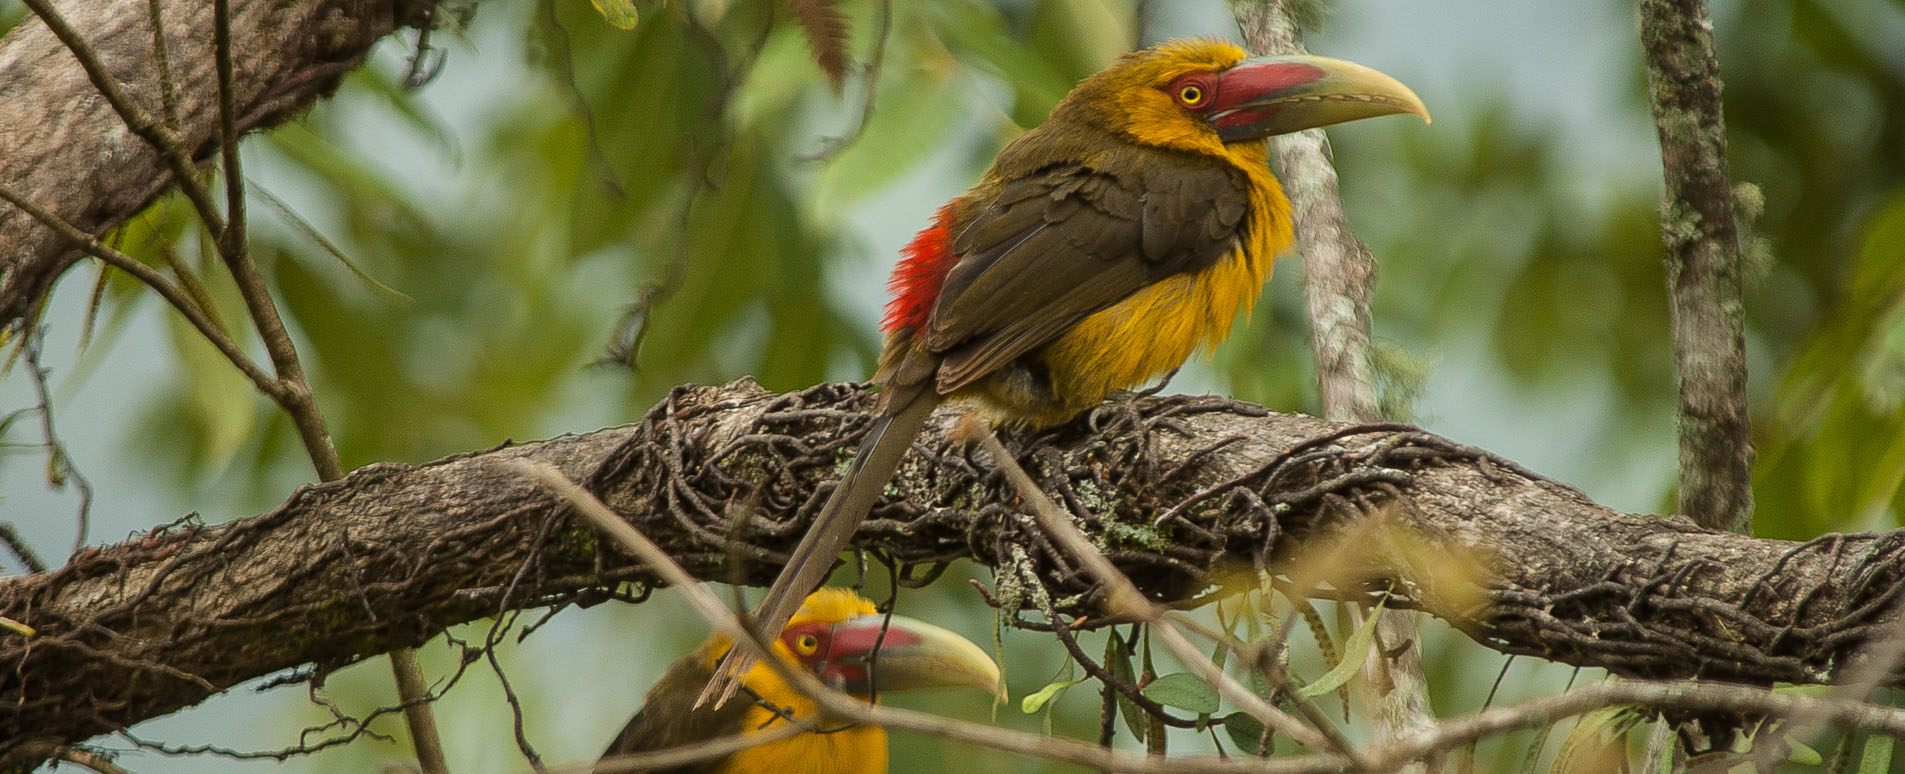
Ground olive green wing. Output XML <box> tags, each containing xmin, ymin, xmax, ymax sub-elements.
<box><xmin>599</xmin><ymin>650</ymin><xmax>751</xmax><ymax>774</ymax></box>
<box><xmin>924</xmin><ymin>149</ymin><xmax>1252</xmax><ymax>393</ymax></box>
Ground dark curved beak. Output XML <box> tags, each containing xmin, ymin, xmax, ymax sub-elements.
<box><xmin>1209</xmin><ymin>54</ymin><xmax>1430</xmax><ymax>143</ymax></box>
<box><xmin>818</xmin><ymin>614</ymin><xmax>1003</xmax><ymax>698</ymax></box>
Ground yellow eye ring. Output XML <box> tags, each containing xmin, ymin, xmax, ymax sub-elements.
<box><xmin>794</xmin><ymin>634</ymin><xmax>819</xmax><ymax>654</ymax></box>
<box><xmin>1178</xmin><ymin>84</ymin><xmax>1204</xmax><ymax>105</ymax></box>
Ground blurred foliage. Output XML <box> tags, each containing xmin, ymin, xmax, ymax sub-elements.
<box><xmin>5</xmin><ymin>0</ymin><xmax>1905</xmax><ymax>769</ymax></box>
<box><xmin>1722</xmin><ymin>0</ymin><xmax>1905</xmax><ymax>539</ymax></box>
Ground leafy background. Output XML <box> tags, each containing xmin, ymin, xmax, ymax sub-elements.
<box><xmin>3</xmin><ymin>0</ymin><xmax>1903</xmax><ymax>770</ymax></box>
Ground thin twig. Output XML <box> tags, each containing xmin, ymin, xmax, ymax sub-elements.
<box><xmin>389</xmin><ymin>648</ymin><xmax>451</xmax><ymax>774</ymax></box>
<box><xmin>0</xmin><ymin>184</ymin><xmax>278</xmax><ymax>394</ymax></box>
<box><xmin>143</xmin><ymin>0</ymin><xmax>182</xmax><ymax>133</ymax></box>
<box><xmin>21</xmin><ymin>332</ymin><xmax>94</xmax><ymax>554</ymax></box>
<box><xmin>0</xmin><ymin>524</ymin><xmax>47</xmax><ymax>574</ymax></box>
<box><xmin>1360</xmin><ymin>678</ymin><xmax>1905</xmax><ymax>771</ymax></box>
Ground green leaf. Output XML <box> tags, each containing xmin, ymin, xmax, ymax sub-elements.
<box><xmin>1246</xmin><ymin>665</ymin><xmax>1276</xmax><ymax>701</ymax></box>
<box><xmin>165</xmin><ymin>293</ymin><xmax>261</xmax><ymax>477</ymax></box>
<box><xmin>1144</xmin><ymin>672</ymin><xmax>1220</xmax><ymax>715</ymax></box>
<box><xmin>1786</xmin><ymin>740</ymin><xmax>1824</xmax><ymax>766</ymax></box>
<box><xmin>589</xmin><ymin>0</ymin><xmax>640</xmax><ymax>30</ymax></box>
<box><xmin>1860</xmin><ymin>735</ymin><xmax>1894</xmax><ymax>774</ymax></box>
<box><xmin>1107</xmin><ymin>634</ymin><xmax>1146</xmax><ymax>743</ymax></box>
<box><xmin>252</xmin><ymin>183</ymin><xmax>411</xmax><ymax>304</ymax></box>
<box><xmin>1223</xmin><ymin>711</ymin><xmax>1267</xmax><ymax>756</ymax></box>
<box><xmin>1020</xmin><ymin>677</ymin><xmax>1080</xmax><ymax>714</ymax></box>
<box><xmin>1552</xmin><ymin>706</ymin><xmax>1642</xmax><ymax>773</ymax></box>
<box><xmin>1295</xmin><ymin>598</ymin><xmax>1386</xmax><ymax>699</ymax></box>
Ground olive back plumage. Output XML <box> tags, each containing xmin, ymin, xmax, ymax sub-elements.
<box><xmin>921</xmin><ymin>130</ymin><xmax>1256</xmax><ymax>397</ymax></box>
<box><xmin>599</xmin><ymin>645</ymin><xmax>751</xmax><ymax>773</ymax></box>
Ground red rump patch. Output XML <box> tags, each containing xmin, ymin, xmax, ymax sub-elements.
<box><xmin>882</xmin><ymin>203</ymin><xmax>960</xmax><ymax>334</ymax></box>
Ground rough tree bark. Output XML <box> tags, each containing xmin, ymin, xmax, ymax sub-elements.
<box><xmin>0</xmin><ymin>0</ymin><xmax>435</xmax><ymax>330</ymax></box>
<box><xmin>3</xmin><ymin>379</ymin><xmax>1900</xmax><ymax>771</ymax></box>
<box><xmin>1639</xmin><ymin>0</ymin><xmax>1754</xmax><ymax>534</ymax></box>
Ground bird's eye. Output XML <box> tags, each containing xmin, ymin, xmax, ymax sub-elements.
<box><xmin>1178</xmin><ymin>84</ymin><xmax>1205</xmax><ymax>106</ymax></box>
<box><xmin>794</xmin><ymin>634</ymin><xmax>819</xmax><ymax>655</ymax></box>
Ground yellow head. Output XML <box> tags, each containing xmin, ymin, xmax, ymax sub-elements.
<box><xmin>702</xmin><ymin>588</ymin><xmax>1000</xmax><ymax>699</ymax></box>
<box><xmin>705</xmin><ymin>589</ymin><xmax>1001</xmax><ymax>774</ymax></box>
<box><xmin>1052</xmin><ymin>38</ymin><xmax>1430</xmax><ymax>159</ymax></box>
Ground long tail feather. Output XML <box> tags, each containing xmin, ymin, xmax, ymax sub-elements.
<box><xmin>698</xmin><ymin>388</ymin><xmax>941</xmax><ymax>706</ymax></box>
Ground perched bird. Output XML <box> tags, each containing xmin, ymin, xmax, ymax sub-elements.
<box><xmin>750</xmin><ymin>38</ymin><xmax>1429</xmax><ymax>666</ymax></box>
<box><xmin>601</xmin><ymin>588</ymin><xmax>1000</xmax><ymax>774</ymax></box>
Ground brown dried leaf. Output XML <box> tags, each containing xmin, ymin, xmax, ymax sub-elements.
<box><xmin>784</xmin><ymin>0</ymin><xmax>850</xmax><ymax>91</ymax></box>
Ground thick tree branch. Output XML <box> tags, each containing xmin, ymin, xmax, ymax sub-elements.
<box><xmin>1639</xmin><ymin>0</ymin><xmax>1754</xmax><ymax>533</ymax></box>
<box><xmin>0</xmin><ymin>0</ymin><xmax>435</xmax><ymax>330</ymax></box>
<box><xmin>1</xmin><ymin>380</ymin><xmax>1897</xmax><ymax>769</ymax></box>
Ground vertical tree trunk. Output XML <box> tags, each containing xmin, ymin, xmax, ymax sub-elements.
<box><xmin>1639</xmin><ymin>0</ymin><xmax>1754</xmax><ymax>534</ymax></box>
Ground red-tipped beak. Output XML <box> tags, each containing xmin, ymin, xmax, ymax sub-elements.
<box><xmin>1208</xmin><ymin>54</ymin><xmax>1430</xmax><ymax>143</ymax></box>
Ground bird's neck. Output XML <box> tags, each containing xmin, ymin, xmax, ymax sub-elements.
<box><xmin>725</xmin><ymin>681</ymin><xmax>888</xmax><ymax>774</ymax></box>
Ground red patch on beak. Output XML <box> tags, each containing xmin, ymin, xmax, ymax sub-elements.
<box><xmin>817</xmin><ymin>618</ymin><xmax>924</xmax><ymax>692</ymax></box>
<box><xmin>1207</xmin><ymin>61</ymin><xmax>1326</xmax><ymax>131</ymax></box>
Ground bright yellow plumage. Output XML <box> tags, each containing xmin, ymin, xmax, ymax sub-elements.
<box><xmin>699</xmin><ymin>590</ymin><xmax>887</xmax><ymax>774</ymax></box>
<box><xmin>599</xmin><ymin>589</ymin><xmax>999</xmax><ymax>774</ymax></box>
<box><xmin>1019</xmin><ymin>141</ymin><xmax>1291</xmax><ymax>426</ymax></box>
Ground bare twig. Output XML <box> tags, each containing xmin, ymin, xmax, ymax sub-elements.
<box><xmin>1639</xmin><ymin>0</ymin><xmax>1753</xmax><ymax>533</ymax></box>
<box><xmin>20</xmin><ymin>331</ymin><xmax>94</xmax><ymax>554</ymax></box>
<box><xmin>143</xmin><ymin>0</ymin><xmax>182</xmax><ymax>132</ymax></box>
<box><xmin>389</xmin><ymin>648</ymin><xmax>450</xmax><ymax>774</ymax></box>
<box><xmin>0</xmin><ymin>184</ymin><xmax>278</xmax><ymax>394</ymax></box>
<box><xmin>0</xmin><ymin>524</ymin><xmax>47</xmax><ymax>574</ymax></box>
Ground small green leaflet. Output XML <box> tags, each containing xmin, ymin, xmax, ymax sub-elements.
<box><xmin>1860</xmin><ymin>735</ymin><xmax>1895</xmax><ymax>774</ymax></box>
<box><xmin>1552</xmin><ymin>706</ymin><xmax>1641</xmax><ymax>772</ymax></box>
<box><xmin>1144</xmin><ymin>672</ymin><xmax>1220</xmax><ymax>715</ymax></box>
<box><xmin>1224</xmin><ymin>711</ymin><xmax>1267</xmax><ymax>755</ymax></box>
<box><xmin>1295</xmin><ymin>597</ymin><xmax>1386</xmax><ymax>699</ymax></box>
<box><xmin>1108</xmin><ymin>635</ymin><xmax>1147</xmax><ymax>742</ymax></box>
<box><xmin>1787</xmin><ymin>740</ymin><xmax>1824</xmax><ymax>766</ymax></box>
<box><xmin>1021</xmin><ymin>678</ymin><xmax>1082</xmax><ymax>714</ymax></box>
<box><xmin>589</xmin><ymin>0</ymin><xmax>640</xmax><ymax>30</ymax></box>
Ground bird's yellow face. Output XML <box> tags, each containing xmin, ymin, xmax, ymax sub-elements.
<box><xmin>1059</xmin><ymin>38</ymin><xmax>1429</xmax><ymax>160</ymax></box>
